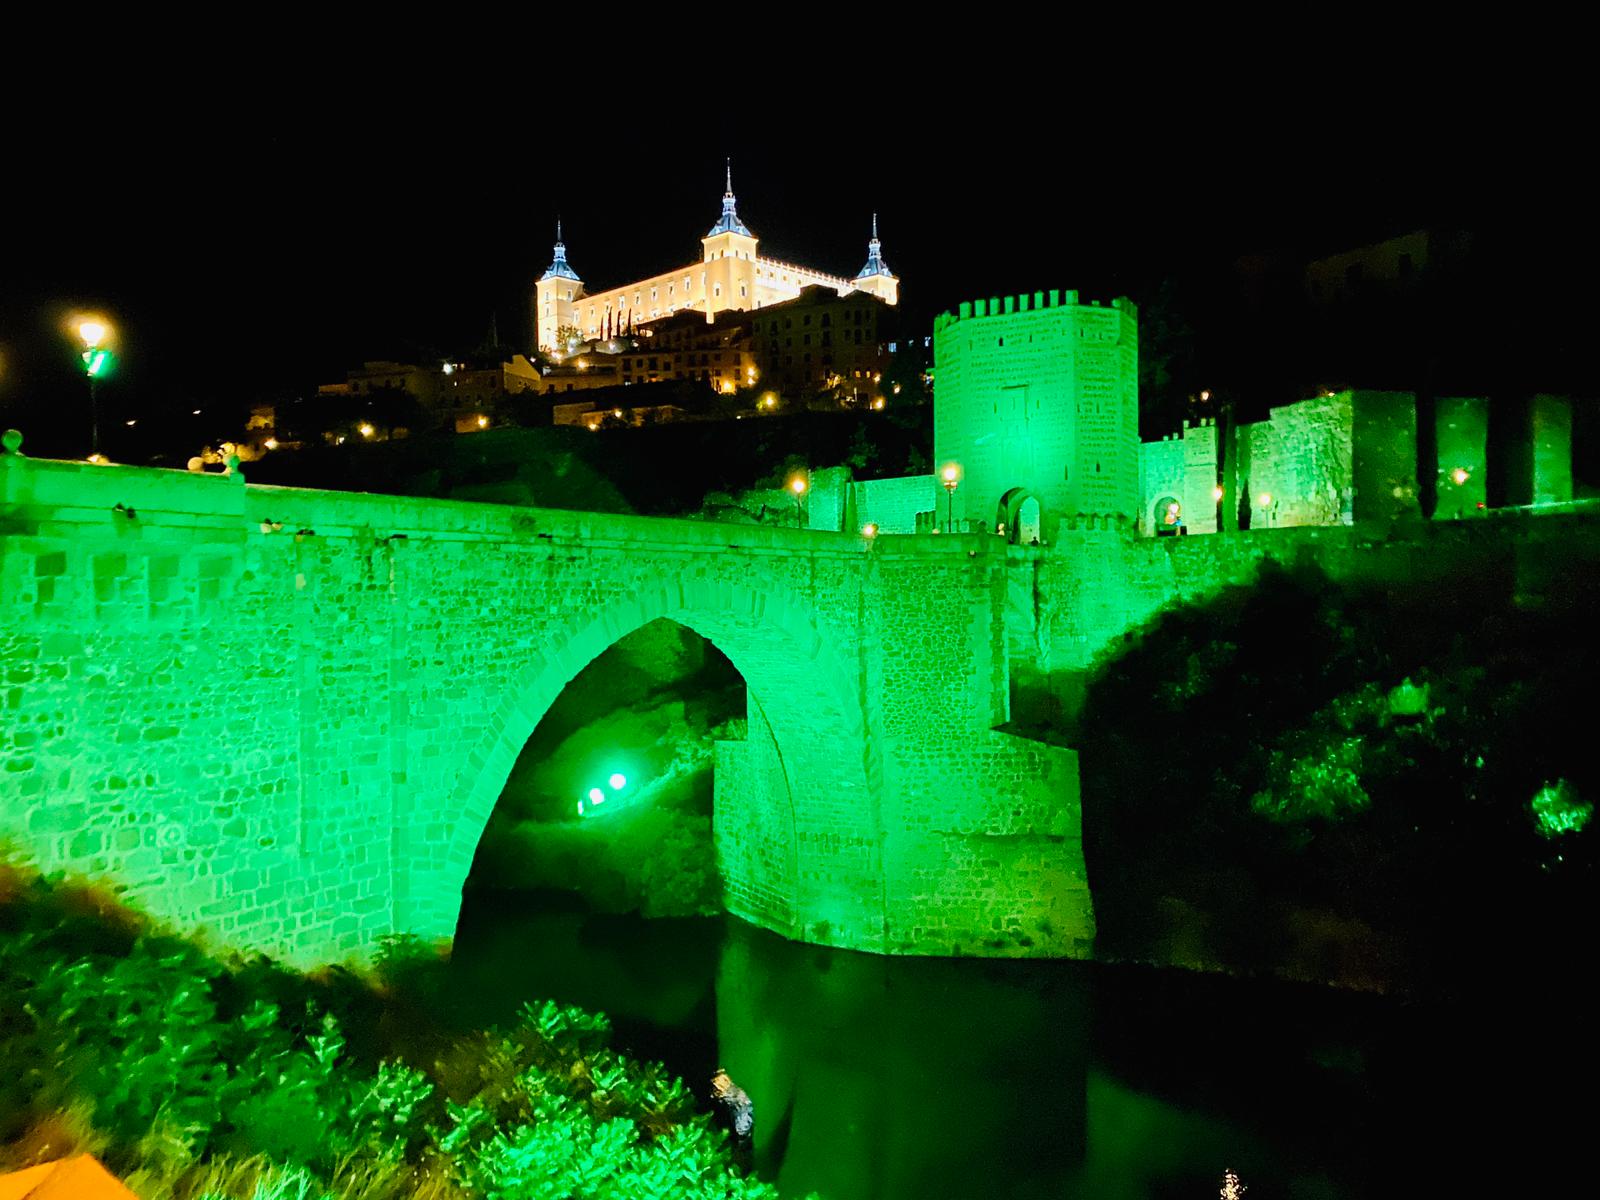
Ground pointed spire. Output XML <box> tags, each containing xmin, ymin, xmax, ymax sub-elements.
<box><xmin>707</xmin><ymin>158</ymin><xmax>753</xmax><ymax>237</ymax></box>
<box><xmin>856</xmin><ymin>212</ymin><xmax>893</xmax><ymax>280</ymax></box>
<box><xmin>540</xmin><ymin>218</ymin><xmax>580</xmax><ymax>282</ymax></box>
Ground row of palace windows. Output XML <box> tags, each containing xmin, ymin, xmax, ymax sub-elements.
<box><xmin>754</xmin><ymin>309</ymin><xmax>873</xmax><ymax>335</ymax></box>
<box><xmin>767</xmin><ymin>328</ymin><xmax>876</xmax><ymax>350</ymax></box>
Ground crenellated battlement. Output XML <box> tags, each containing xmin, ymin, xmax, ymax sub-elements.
<box><xmin>934</xmin><ymin>291</ymin><xmax>1135</xmax><ymax>330</ymax></box>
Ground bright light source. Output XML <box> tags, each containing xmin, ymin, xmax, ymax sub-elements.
<box><xmin>872</xmin><ymin>398</ymin><xmax>885</xmax><ymax>410</ymax></box>
<box><xmin>608</xmin><ymin>773</ymin><xmax>626</xmax><ymax>790</ymax></box>
<box><xmin>1258</xmin><ymin>492</ymin><xmax>1272</xmax><ymax>507</ymax></box>
<box><xmin>1200</xmin><ymin>390</ymin><xmax>1211</xmax><ymax>402</ymax></box>
<box><xmin>442</xmin><ymin>362</ymin><xmax>455</xmax><ymax>375</ymax></box>
<box><xmin>476</xmin><ymin>415</ymin><xmax>488</xmax><ymax>428</ymax></box>
<box><xmin>862</xmin><ymin>522</ymin><xmax>879</xmax><ymax>537</ymax></box>
<box><xmin>86</xmin><ymin>453</ymin><xmax>108</xmax><ymax>464</ymax></box>
<box><xmin>1212</xmin><ymin>485</ymin><xmax>1224</xmax><ymax>501</ymax></box>
<box><xmin>125</xmin><ymin>419</ymin><xmax>137</xmax><ymax>427</ymax></box>
<box><xmin>588</xmin><ymin>787</ymin><xmax>604</xmax><ymax>803</ymax></box>
<box><xmin>1451</xmin><ymin>467</ymin><xmax>1471</xmax><ymax>486</ymax></box>
<box><xmin>77</xmin><ymin>320</ymin><xmax>108</xmax><ymax>349</ymax></box>
<box><xmin>942</xmin><ymin>464</ymin><xmax>960</xmax><ymax>484</ymax></box>
<box><xmin>192</xmin><ymin>409</ymin><xmax>202</xmax><ymax>416</ymax></box>
<box><xmin>264</xmin><ymin>437</ymin><xmax>278</xmax><ymax>450</ymax></box>
<box><xmin>790</xmin><ymin>476</ymin><xmax>808</xmax><ymax>495</ymax></box>
<box><xmin>359</xmin><ymin>423</ymin><xmax>375</xmax><ymax>438</ymax></box>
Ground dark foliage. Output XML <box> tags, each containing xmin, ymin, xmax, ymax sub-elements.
<box><xmin>1079</xmin><ymin>559</ymin><xmax>1597</xmax><ymax>993</ymax></box>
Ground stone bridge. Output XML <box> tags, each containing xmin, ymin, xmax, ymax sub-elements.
<box><xmin>0</xmin><ymin>449</ymin><xmax>1091</xmax><ymax>965</ymax></box>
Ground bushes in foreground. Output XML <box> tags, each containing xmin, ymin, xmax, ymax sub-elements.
<box><xmin>0</xmin><ymin>864</ymin><xmax>805</xmax><ymax>1199</ymax></box>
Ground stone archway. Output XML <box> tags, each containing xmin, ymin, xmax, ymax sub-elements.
<box><xmin>405</xmin><ymin>578</ymin><xmax>879</xmax><ymax>953</ymax></box>
<box><xmin>997</xmin><ymin>487</ymin><xmax>1042</xmax><ymax>545</ymax></box>
<box><xmin>1152</xmin><ymin>494</ymin><xmax>1181</xmax><ymax>535</ymax></box>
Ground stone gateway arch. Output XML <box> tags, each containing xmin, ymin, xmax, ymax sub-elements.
<box><xmin>0</xmin><ymin>450</ymin><xmax>1093</xmax><ymax>965</ymax></box>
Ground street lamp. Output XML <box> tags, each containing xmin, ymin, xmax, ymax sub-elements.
<box><xmin>74</xmin><ymin>317</ymin><xmax>114</xmax><ymax>457</ymax></box>
<box><xmin>941</xmin><ymin>463</ymin><xmax>961</xmax><ymax>533</ymax></box>
<box><xmin>789</xmin><ymin>473</ymin><xmax>808</xmax><ymax>527</ymax></box>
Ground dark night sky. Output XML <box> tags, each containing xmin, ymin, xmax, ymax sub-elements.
<box><xmin>3</xmin><ymin>69</ymin><xmax>1593</xmax><ymax>450</ymax></box>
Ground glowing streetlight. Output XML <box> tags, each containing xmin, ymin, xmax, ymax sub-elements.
<box><xmin>1450</xmin><ymin>466</ymin><xmax>1471</xmax><ymax>486</ymax></box>
<box><xmin>264</xmin><ymin>437</ymin><xmax>279</xmax><ymax>451</ymax></box>
<box><xmin>476</xmin><ymin>415</ymin><xmax>489</xmax><ymax>429</ymax></box>
<box><xmin>789</xmin><ymin>473</ymin><xmax>809</xmax><ymax>527</ymax></box>
<box><xmin>358</xmin><ymin>423</ymin><xmax>375</xmax><ymax>439</ymax></box>
<box><xmin>73</xmin><ymin>316</ymin><xmax>115</xmax><ymax>457</ymax></box>
<box><xmin>941</xmin><ymin>463</ymin><xmax>961</xmax><ymax>533</ymax></box>
<box><xmin>1212</xmin><ymin>485</ymin><xmax>1224</xmax><ymax>501</ymax></box>
<box><xmin>862</xmin><ymin>522</ymin><xmax>879</xmax><ymax>538</ymax></box>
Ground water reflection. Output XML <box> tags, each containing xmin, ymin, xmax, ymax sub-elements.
<box><xmin>450</xmin><ymin>892</ymin><xmax>1350</xmax><ymax>1199</ymax></box>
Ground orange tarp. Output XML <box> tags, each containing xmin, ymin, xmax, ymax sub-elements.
<box><xmin>0</xmin><ymin>1155</ymin><xmax>139</xmax><ymax>1200</ymax></box>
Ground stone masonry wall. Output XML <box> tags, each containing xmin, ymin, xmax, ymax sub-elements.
<box><xmin>0</xmin><ymin>449</ymin><xmax>1093</xmax><ymax>965</ymax></box>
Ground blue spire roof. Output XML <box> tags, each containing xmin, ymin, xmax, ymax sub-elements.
<box><xmin>706</xmin><ymin>159</ymin><xmax>753</xmax><ymax>238</ymax></box>
<box><xmin>540</xmin><ymin>219</ymin><xmax>580</xmax><ymax>282</ymax></box>
<box><xmin>856</xmin><ymin>213</ymin><xmax>893</xmax><ymax>280</ymax></box>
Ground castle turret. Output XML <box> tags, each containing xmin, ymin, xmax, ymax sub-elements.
<box><xmin>701</xmin><ymin>159</ymin><xmax>759</xmax><ymax>320</ymax></box>
<box><xmin>535</xmin><ymin>221</ymin><xmax>584</xmax><ymax>354</ymax></box>
<box><xmin>853</xmin><ymin>213</ymin><xmax>899</xmax><ymax>305</ymax></box>
<box><xmin>933</xmin><ymin>292</ymin><xmax>1139</xmax><ymax>541</ymax></box>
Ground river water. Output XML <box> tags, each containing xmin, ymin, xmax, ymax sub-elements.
<box><xmin>447</xmin><ymin>890</ymin><xmax>1585</xmax><ymax>1199</ymax></box>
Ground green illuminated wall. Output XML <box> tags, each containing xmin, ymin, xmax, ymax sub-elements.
<box><xmin>1530</xmin><ymin>394</ymin><xmax>1574</xmax><ymax>506</ymax></box>
<box><xmin>933</xmin><ymin>293</ymin><xmax>1138</xmax><ymax>541</ymax></box>
<box><xmin>1435</xmin><ymin>396</ymin><xmax>1489</xmax><ymax>518</ymax></box>
<box><xmin>0</xmin><ymin>448</ymin><xmax>1092</xmax><ymax>965</ymax></box>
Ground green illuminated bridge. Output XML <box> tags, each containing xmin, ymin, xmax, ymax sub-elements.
<box><xmin>0</xmin><ymin>447</ymin><xmax>1090</xmax><ymax>965</ymax></box>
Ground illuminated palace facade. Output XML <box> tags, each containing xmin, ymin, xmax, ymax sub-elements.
<box><xmin>535</xmin><ymin>165</ymin><xmax>899</xmax><ymax>354</ymax></box>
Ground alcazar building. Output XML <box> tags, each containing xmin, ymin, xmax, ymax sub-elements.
<box><xmin>535</xmin><ymin>164</ymin><xmax>898</xmax><ymax>354</ymax></box>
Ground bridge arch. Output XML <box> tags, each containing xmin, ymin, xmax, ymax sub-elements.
<box><xmin>406</xmin><ymin>575</ymin><xmax>879</xmax><ymax>951</ymax></box>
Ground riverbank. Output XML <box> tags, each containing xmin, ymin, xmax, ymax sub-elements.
<box><xmin>0</xmin><ymin>862</ymin><xmax>808</xmax><ymax>1200</ymax></box>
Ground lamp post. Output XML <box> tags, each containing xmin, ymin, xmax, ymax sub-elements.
<box><xmin>941</xmin><ymin>464</ymin><xmax>961</xmax><ymax>533</ymax></box>
<box><xmin>76</xmin><ymin>318</ymin><xmax>113</xmax><ymax>458</ymax></box>
<box><xmin>789</xmin><ymin>473</ymin><xmax>809</xmax><ymax>528</ymax></box>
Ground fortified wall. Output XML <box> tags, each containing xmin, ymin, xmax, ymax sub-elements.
<box><xmin>1138</xmin><ymin>392</ymin><xmax>1577</xmax><ymax>536</ymax></box>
